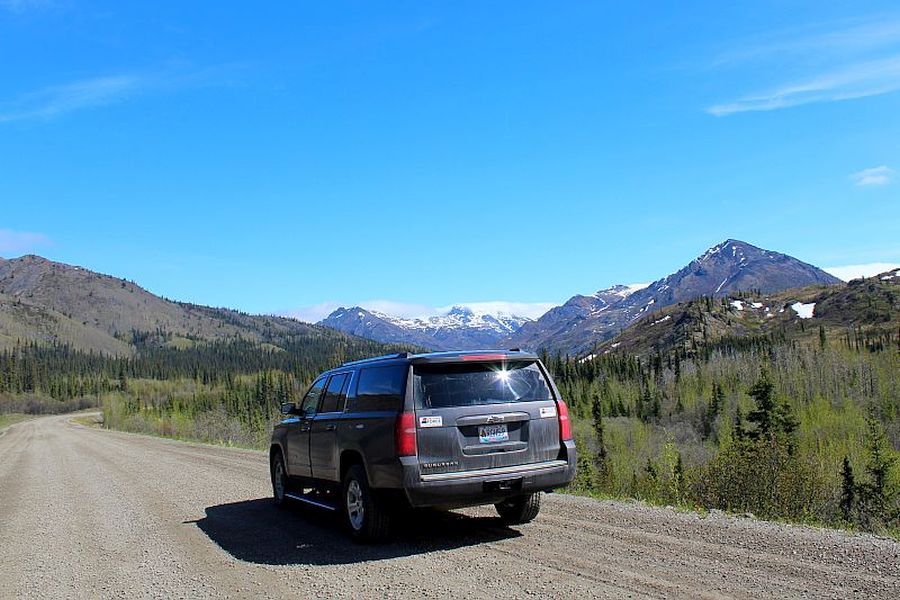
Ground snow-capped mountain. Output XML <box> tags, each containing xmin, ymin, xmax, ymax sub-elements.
<box><xmin>382</xmin><ymin>305</ymin><xmax>529</xmax><ymax>335</ymax></box>
<box><xmin>505</xmin><ymin>283</ymin><xmax>647</xmax><ymax>351</ymax></box>
<box><xmin>319</xmin><ymin>305</ymin><xmax>533</xmax><ymax>350</ymax></box>
<box><xmin>599</xmin><ymin>266</ymin><xmax>900</xmax><ymax>358</ymax></box>
<box><xmin>504</xmin><ymin>239</ymin><xmax>841</xmax><ymax>354</ymax></box>
<box><xmin>319</xmin><ymin>239</ymin><xmax>842</xmax><ymax>355</ymax></box>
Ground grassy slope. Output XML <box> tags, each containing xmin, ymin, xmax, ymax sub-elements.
<box><xmin>0</xmin><ymin>291</ymin><xmax>134</xmax><ymax>355</ymax></box>
<box><xmin>0</xmin><ymin>413</ymin><xmax>33</xmax><ymax>431</ymax></box>
<box><xmin>600</xmin><ymin>274</ymin><xmax>899</xmax><ymax>358</ymax></box>
<box><xmin>0</xmin><ymin>255</ymin><xmax>376</xmax><ymax>355</ymax></box>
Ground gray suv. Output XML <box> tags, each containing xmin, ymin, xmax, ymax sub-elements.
<box><xmin>269</xmin><ymin>350</ymin><xmax>576</xmax><ymax>541</ymax></box>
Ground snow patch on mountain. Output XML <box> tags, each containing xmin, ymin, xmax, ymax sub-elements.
<box><xmin>589</xmin><ymin>283</ymin><xmax>650</xmax><ymax>304</ymax></box>
<box><xmin>701</xmin><ymin>240</ymin><xmax>747</xmax><ymax>261</ymax></box>
<box><xmin>791</xmin><ymin>302</ymin><xmax>816</xmax><ymax>319</ymax></box>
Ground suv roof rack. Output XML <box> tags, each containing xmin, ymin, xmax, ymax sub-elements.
<box><xmin>341</xmin><ymin>352</ymin><xmax>410</xmax><ymax>367</ymax></box>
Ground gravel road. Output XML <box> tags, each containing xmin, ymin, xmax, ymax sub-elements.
<box><xmin>1</xmin><ymin>415</ymin><xmax>898</xmax><ymax>599</ymax></box>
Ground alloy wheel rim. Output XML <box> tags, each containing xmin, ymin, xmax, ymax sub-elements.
<box><xmin>346</xmin><ymin>480</ymin><xmax>364</xmax><ymax>530</ymax></box>
<box><xmin>273</xmin><ymin>460</ymin><xmax>285</xmax><ymax>500</ymax></box>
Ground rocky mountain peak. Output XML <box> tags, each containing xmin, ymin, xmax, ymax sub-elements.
<box><xmin>505</xmin><ymin>240</ymin><xmax>842</xmax><ymax>355</ymax></box>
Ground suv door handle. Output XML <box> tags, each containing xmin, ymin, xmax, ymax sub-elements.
<box><xmin>325</xmin><ymin>424</ymin><xmax>336</xmax><ymax>431</ymax></box>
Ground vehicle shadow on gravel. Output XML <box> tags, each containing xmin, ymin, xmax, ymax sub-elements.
<box><xmin>187</xmin><ymin>498</ymin><xmax>522</xmax><ymax>565</ymax></box>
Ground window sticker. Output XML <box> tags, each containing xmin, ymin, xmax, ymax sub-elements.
<box><xmin>419</xmin><ymin>416</ymin><xmax>443</xmax><ymax>428</ymax></box>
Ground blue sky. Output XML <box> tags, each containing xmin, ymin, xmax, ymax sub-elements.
<box><xmin>1</xmin><ymin>1</ymin><xmax>898</xmax><ymax>321</ymax></box>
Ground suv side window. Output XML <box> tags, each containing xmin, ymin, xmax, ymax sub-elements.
<box><xmin>300</xmin><ymin>377</ymin><xmax>327</xmax><ymax>417</ymax></box>
<box><xmin>347</xmin><ymin>365</ymin><xmax>408</xmax><ymax>412</ymax></box>
<box><xmin>319</xmin><ymin>373</ymin><xmax>349</xmax><ymax>414</ymax></box>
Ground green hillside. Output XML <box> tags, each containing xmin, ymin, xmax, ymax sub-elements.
<box><xmin>0</xmin><ymin>255</ymin><xmax>401</xmax><ymax>357</ymax></box>
<box><xmin>0</xmin><ymin>254</ymin><xmax>418</xmax><ymax>445</ymax></box>
<box><xmin>594</xmin><ymin>271</ymin><xmax>900</xmax><ymax>359</ymax></box>
<box><xmin>0</xmin><ymin>290</ymin><xmax>133</xmax><ymax>355</ymax></box>
<box><xmin>549</xmin><ymin>271</ymin><xmax>900</xmax><ymax>535</ymax></box>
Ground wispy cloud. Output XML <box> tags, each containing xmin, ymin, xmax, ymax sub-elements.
<box><xmin>0</xmin><ymin>228</ymin><xmax>50</xmax><ymax>255</ymax></box>
<box><xmin>358</xmin><ymin>300</ymin><xmax>437</xmax><ymax>319</ymax></box>
<box><xmin>851</xmin><ymin>165</ymin><xmax>894</xmax><ymax>186</ymax></box>
<box><xmin>0</xmin><ymin>64</ymin><xmax>245</xmax><ymax>124</ymax></box>
<box><xmin>282</xmin><ymin>302</ymin><xmax>346</xmax><ymax>324</ymax></box>
<box><xmin>712</xmin><ymin>18</ymin><xmax>900</xmax><ymax>66</ymax></box>
<box><xmin>708</xmin><ymin>56</ymin><xmax>900</xmax><ymax>115</ymax></box>
<box><xmin>825</xmin><ymin>262</ymin><xmax>900</xmax><ymax>281</ymax></box>
<box><xmin>0</xmin><ymin>0</ymin><xmax>53</xmax><ymax>12</ymax></box>
<box><xmin>436</xmin><ymin>301</ymin><xmax>557</xmax><ymax>320</ymax></box>
<box><xmin>0</xmin><ymin>76</ymin><xmax>142</xmax><ymax>123</ymax></box>
<box><xmin>282</xmin><ymin>300</ymin><xmax>439</xmax><ymax>323</ymax></box>
<box><xmin>707</xmin><ymin>15</ymin><xmax>900</xmax><ymax>116</ymax></box>
<box><xmin>282</xmin><ymin>299</ymin><xmax>557</xmax><ymax>323</ymax></box>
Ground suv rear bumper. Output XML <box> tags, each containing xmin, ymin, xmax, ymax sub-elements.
<box><xmin>400</xmin><ymin>441</ymin><xmax>577</xmax><ymax>509</ymax></box>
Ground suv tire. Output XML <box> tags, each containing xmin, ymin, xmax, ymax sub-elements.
<box><xmin>271</xmin><ymin>451</ymin><xmax>288</xmax><ymax>508</ymax></box>
<box><xmin>495</xmin><ymin>492</ymin><xmax>541</xmax><ymax>525</ymax></box>
<box><xmin>342</xmin><ymin>464</ymin><xmax>391</xmax><ymax>541</ymax></box>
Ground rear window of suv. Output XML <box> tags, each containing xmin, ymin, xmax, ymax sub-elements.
<box><xmin>413</xmin><ymin>361</ymin><xmax>553</xmax><ymax>409</ymax></box>
<box><xmin>346</xmin><ymin>365</ymin><xmax>408</xmax><ymax>412</ymax></box>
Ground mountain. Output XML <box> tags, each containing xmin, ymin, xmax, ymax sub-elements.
<box><xmin>0</xmin><ymin>255</ymin><xmax>401</xmax><ymax>356</ymax></box>
<box><xmin>0</xmin><ymin>288</ymin><xmax>134</xmax><ymax>356</ymax></box>
<box><xmin>507</xmin><ymin>284</ymin><xmax>645</xmax><ymax>351</ymax></box>
<box><xmin>319</xmin><ymin>305</ymin><xmax>530</xmax><ymax>351</ymax></box>
<box><xmin>597</xmin><ymin>267</ymin><xmax>900</xmax><ymax>358</ymax></box>
<box><xmin>505</xmin><ymin>239</ymin><xmax>842</xmax><ymax>355</ymax></box>
<box><xmin>318</xmin><ymin>307</ymin><xmax>437</xmax><ymax>349</ymax></box>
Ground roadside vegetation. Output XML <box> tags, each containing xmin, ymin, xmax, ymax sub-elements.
<box><xmin>550</xmin><ymin>334</ymin><xmax>899</xmax><ymax>536</ymax></box>
<box><xmin>0</xmin><ymin>337</ymin><xmax>413</xmax><ymax>449</ymax></box>
<box><xmin>0</xmin><ymin>412</ymin><xmax>33</xmax><ymax>431</ymax></box>
<box><xmin>1</xmin><ymin>328</ymin><xmax>897</xmax><ymax>535</ymax></box>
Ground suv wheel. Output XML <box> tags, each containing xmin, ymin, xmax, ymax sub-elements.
<box><xmin>342</xmin><ymin>464</ymin><xmax>391</xmax><ymax>541</ymax></box>
<box><xmin>271</xmin><ymin>452</ymin><xmax>288</xmax><ymax>507</ymax></box>
<box><xmin>495</xmin><ymin>492</ymin><xmax>541</xmax><ymax>525</ymax></box>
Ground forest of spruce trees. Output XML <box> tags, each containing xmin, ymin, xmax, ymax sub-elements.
<box><xmin>544</xmin><ymin>329</ymin><xmax>899</xmax><ymax>534</ymax></box>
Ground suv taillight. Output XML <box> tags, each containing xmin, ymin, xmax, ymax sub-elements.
<box><xmin>395</xmin><ymin>411</ymin><xmax>417</xmax><ymax>457</ymax></box>
<box><xmin>556</xmin><ymin>399</ymin><xmax>572</xmax><ymax>441</ymax></box>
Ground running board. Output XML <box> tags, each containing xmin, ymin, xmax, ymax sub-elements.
<box><xmin>284</xmin><ymin>492</ymin><xmax>339</xmax><ymax>511</ymax></box>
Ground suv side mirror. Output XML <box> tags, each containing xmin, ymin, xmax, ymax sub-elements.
<box><xmin>280</xmin><ymin>402</ymin><xmax>297</xmax><ymax>415</ymax></box>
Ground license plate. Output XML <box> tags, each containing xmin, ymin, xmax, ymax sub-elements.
<box><xmin>479</xmin><ymin>424</ymin><xmax>508</xmax><ymax>443</ymax></box>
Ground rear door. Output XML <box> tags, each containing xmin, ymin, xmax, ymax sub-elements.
<box><xmin>412</xmin><ymin>358</ymin><xmax>560</xmax><ymax>477</ymax></box>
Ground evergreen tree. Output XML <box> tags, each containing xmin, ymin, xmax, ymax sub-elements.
<box><xmin>746</xmin><ymin>371</ymin><xmax>777</xmax><ymax>438</ymax></box>
<box><xmin>644</xmin><ymin>457</ymin><xmax>658</xmax><ymax>496</ymax></box>
<box><xmin>671</xmin><ymin>451</ymin><xmax>685</xmax><ymax>504</ymax></box>
<box><xmin>857</xmin><ymin>419</ymin><xmax>896</xmax><ymax>529</ymax></box>
<box><xmin>746</xmin><ymin>370</ymin><xmax>798</xmax><ymax>445</ymax></box>
<box><xmin>591</xmin><ymin>395</ymin><xmax>610</xmax><ymax>481</ymax></box>
<box><xmin>703</xmin><ymin>382</ymin><xmax>724</xmax><ymax>440</ymax></box>
<box><xmin>732</xmin><ymin>407</ymin><xmax>748</xmax><ymax>443</ymax></box>
<box><xmin>118</xmin><ymin>364</ymin><xmax>128</xmax><ymax>392</ymax></box>
<box><xmin>840</xmin><ymin>456</ymin><xmax>855</xmax><ymax>522</ymax></box>
<box><xmin>573</xmin><ymin>437</ymin><xmax>598</xmax><ymax>492</ymax></box>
